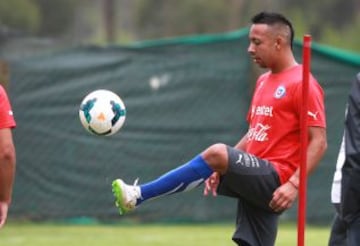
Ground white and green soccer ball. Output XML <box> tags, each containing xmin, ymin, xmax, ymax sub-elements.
<box><xmin>79</xmin><ymin>89</ymin><xmax>126</xmax><ymax>136</ymax></box>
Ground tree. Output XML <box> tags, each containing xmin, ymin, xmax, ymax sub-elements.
<box><xmin>33</xmin><ymin>0</ymin><xmax>80</xmax><ymax>37</ymax></box>
<box><xmin>0</xmin><ymin>0</ymin><xmax>40</xmax><ymax>33</ymax></box>
<box><xmin>134</xmin><ymin>0</ymin><xmax>243</xmax><ymax>40</ymax></box>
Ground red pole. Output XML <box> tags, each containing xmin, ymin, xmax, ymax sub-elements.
<box><xmin>298</xmin><ymin>35</ymin><xmax>311</xmax><ymax>246</ymax></box>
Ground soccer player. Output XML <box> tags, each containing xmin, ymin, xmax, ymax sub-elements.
<box><xmin>329</xmin><ymin>72</ymin><xmax>360</xmax><ymax>246</ymax></box>
<box><xmin>0</xmin><ymin>84</ymin><xmax>16</xmax><ymax>229</ymax></box>
<box><xmin>112</xmin><ymin>12</ymin><xmax>327</xmax><ymax>246</ymax></box>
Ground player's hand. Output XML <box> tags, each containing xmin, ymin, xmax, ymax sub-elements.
<box><xmin>269</xmin><ymin>182</ymin><xmax>298</xmax><ymax>213</ymax></box>
<box><xmin>203</xmin><ymin>172</ymin><xmax>220</xmax><ymax>197</ymax></box>
<box><xmin>0</xmin><ymin>201</ymin><xmax>9</xmax><ymax>229</ymax></box>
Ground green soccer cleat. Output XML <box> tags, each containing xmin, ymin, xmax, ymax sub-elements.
<box><xmin>112</xmin><ymin>178</ymin><xmax>140</xmax><ymax>215</ymax></box>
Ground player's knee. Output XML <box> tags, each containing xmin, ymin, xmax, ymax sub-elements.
<box><xmin>202</xmin><ymin>143</ymin><xmax>228</xmax><ymax>171</ymax></box>
<box><xmin>205</xmin><ymin>143</ymin><xmax>227</xmax><ymax>156</ymax></box>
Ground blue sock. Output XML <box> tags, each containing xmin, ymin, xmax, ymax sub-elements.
<box><xmin>137</xmin><ymin>155</ymin><xmax>213</xmax><ymax>205</ymax></box>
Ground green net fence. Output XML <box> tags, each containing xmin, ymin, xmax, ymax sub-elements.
<box><xmin>5</xmin><ymin>29</ymin><xmax>360</xmax><ymax>223</ymax></box>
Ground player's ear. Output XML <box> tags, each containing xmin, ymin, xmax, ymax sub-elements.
<box><xmin>274</xmin><ymin>36</ymin><xmax>282</xmax><ymax>50</ymax></box>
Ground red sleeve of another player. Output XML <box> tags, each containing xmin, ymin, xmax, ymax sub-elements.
<box><xmin>0</xmin><ymin>85</ymin><xmax>16</xmax><ymax>129</ymax></box>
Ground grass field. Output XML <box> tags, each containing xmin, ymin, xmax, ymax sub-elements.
<box><xmin>1</xmin><ymin>222</ymin><xmax>331</xmax><ymax>246</ymax></box>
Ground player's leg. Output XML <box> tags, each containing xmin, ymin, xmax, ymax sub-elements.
<box><xmin>217</xmin><ymin>146</ymin><xmax>281</xmax><ymax>211</ymax></box>
<box><xmin>347</xmin><ymin>215</ymin><xmax>360</xmax><ymax>246</ymax></box>
<box><xmin>112</xmin><ymin>143</ymin><xmax>229</xmax><ymax>215</ymax></box>
<box><xmin>328</xmin><ymin>207</ymin><xmax>346</xmax><ymax>246</ymax></box>
<box><xmin>232</xmin><ymin>200</ymin><xmax>279</xmax><ymax>246</ymax></box>
<box><xmin>216</xmin><ymin>146</ymin><xmax>281</xmax><ymax>245</ymax></box>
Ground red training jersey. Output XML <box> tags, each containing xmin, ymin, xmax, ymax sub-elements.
<box><xmin>245</xmin><ymin>65</ymin><xmax>326</xmax><ymax>184</ymax></box>
<box><xmin>0</xmin><ymin>85</ymin><xmax>16</xmax><ymax>129</ymax></box>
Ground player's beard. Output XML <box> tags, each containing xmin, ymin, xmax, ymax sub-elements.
<box><xmin>253</xmin><ymin>57</ymin><xmax>267</xmax><ymax>68</ymax></box>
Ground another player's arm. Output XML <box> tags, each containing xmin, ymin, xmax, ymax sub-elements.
<box><xmin>0</xmin><ymin>128</ymin><xmax>16</xmax><ymax>228</ymax></box>
<box><xmin>288</xmin><ymin>126</ymin><xmax>327</xmax><ymax>188</ymax></box>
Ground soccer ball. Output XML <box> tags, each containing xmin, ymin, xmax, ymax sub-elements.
<box><xmin>79</xmin><ymin>89</ymin><xmax>126</xmax><ymax>136</ymax></box>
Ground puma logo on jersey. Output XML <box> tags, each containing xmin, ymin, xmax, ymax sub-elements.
<box><xmin>308</xmin><ymin>111</ymin><xmax>319</xmax><ymax>120</ymax></box>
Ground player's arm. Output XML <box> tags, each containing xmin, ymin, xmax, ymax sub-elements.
<box><xmin>270</xmin><ymin>126</ymin><xmax>327</xmax><ymax>212</ymax></box>
<box><xmin>233</xmin><ymin>134</ymin><xmax>248</xmax><ymax>151</ymax></box>
<box><xmin>288</xmin><ymin>126</ymin><xmax>327</xmax><ymax>188</ymax></box>
<box><xmin>0</xmin><ymin>128</ymin><xmax>16</xmax><ymax>228</ymax></box>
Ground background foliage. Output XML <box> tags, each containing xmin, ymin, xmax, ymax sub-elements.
<box><xmin>0</xmin><ymin>0</ymin><xmax>359</xmax><ymax>52</ymax></box>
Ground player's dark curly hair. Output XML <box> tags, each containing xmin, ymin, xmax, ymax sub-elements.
<box><xmin>251</xmin><ymin>12</ymin><xmax>294</xmax><ymax>49</ymax></box>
